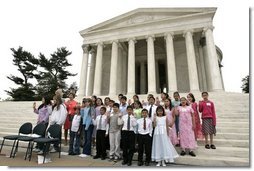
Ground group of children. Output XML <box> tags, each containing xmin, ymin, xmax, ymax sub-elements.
<box><xmin>61</xmin><ymin>91</ymin><xmax>217</xmax><ymax>166</ymax></box>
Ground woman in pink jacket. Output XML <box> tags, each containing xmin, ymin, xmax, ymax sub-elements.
<box><xmin>198</xmin><ymin>92</ymin><xmax>216</xmax><ymax>149</ymax></box>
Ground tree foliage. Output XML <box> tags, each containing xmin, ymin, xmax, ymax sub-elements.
<box><xmin>5</xmin><ymin>47</ymin><xmax>39</xmax><ymax>101</ymax></box>
<box><xmin>6</xmin><ymin>47</ymin><xmax>77</xmax><ymax>101</ymax></box>
<box><xmin>241</xmin><ymin>75</ymin><xmax>249</xmax><ymax>93</ymax></box>
<box><xmin>35</xmin><ymin>47</ymin><xmax>77</xmax><ymax>98</ymax></box>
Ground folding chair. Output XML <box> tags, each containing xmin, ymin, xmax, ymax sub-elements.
<box><xmin>32</xmin><ymin>124</ymin><xmax>62</xmax><ymax>164</ymax></box>
<box><xmin>13</xmin><ymin>123</ymin><xmax>47</xmax><ymax>160</ymax></box>
<box><xmin>0</xmin><ymin>122</ymin><xmax>32</xmax><ymax>158</ymax></box>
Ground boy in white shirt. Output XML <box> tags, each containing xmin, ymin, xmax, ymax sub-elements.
<box><xmin>137</xmin><ymin>109</ymin><xmax>153</xmax><ymax>166</ymax></box>
<box><xmin>68</xmin><ymin>104</ymin><xmax>82</xmax><ymax>155</ymax></box>
<box><xmin>118</xmin><ymin>105</ymin><xmax>137</xmax><ymax>166</ymax></box>
<box><xmin>92</xmin><ymin>106</ymin><xmax>109</xmax><ymax>160</ymax></box>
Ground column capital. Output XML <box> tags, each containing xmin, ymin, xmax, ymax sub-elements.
<box><xmin>146</xmin><ymin>35</ymin><xmax>155</xmax><ymax>41</ymax></box>
<box><xmin>110</xmin><ymin>40</ymin><xmax>119</xmax><ymax>44</ymax></box>
<box><xmin>202</xmin><ymin>26</ymin><xmax>215</xmax><ymax>36</ymax></box>
<box><xmin>183</xmin><ymin>30</ymin><xmax>194</xmax><ymax>38</ymax></box>
<box><xmin>89</xmin><ymin>47</ymin><xmax>96</xmax><ymax>55</ymax></box>
<box><xmin>164</xmin><ymin>32</ymin><xmax>174</xmax><ymax>39</ymax></box>
<box><xmin>203</xmin><ymin>25</ymin><xmax>215</xmax><ymax>32</ymax></box>
<box><xmin>82</xmin><ymin>44</ymin><xmax>90</xmax><ymax>53</ymax></box>
<box><xmin>96</xmin><ymin>42</ymin><xmax>104</xmax><ymax>46</ymax></box>
<box><xmin>127</xmin><ymin>38</ymin><xmax>137</xmax><ymax>44</ymax></box>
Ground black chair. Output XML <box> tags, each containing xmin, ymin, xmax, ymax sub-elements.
<box><xmin>0</xmin><ymin>122</ymin><xmax>32</xmax><ymax>158</ymax></box>
<box><xmin>32</xmin><ymin>124</ymin><xmax>62</xmax><ymax>164</ymax></box>
<box><xmin>13</xmin><ymin>123</ymin><xmax>47</xmax><ymax>160</ymax></box>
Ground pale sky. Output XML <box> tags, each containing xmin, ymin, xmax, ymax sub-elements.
<box><xmin>0</xmin><ymin>0</ymin><xmax>251</xmax><ymax>100</ymax></box>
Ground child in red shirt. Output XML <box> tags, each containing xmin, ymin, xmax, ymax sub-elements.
<box><xmin>198</xmin><ymin>92</ymin><xmax>216</xmax><ymax>149</ymax></box>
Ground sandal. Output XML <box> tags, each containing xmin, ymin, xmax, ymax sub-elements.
<box><xmin>210</xmin><ymin>144</ymin><xmax>216</xmax><ymax>149</ymax></box>
<box><xmin>205</xmin><ymin>144</ymin><xmax>210</xmax><ymax>149</ymax></box>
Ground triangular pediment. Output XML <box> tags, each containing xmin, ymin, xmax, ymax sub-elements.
<box><xmin>80</xmin><ymin>8</ymin><xmax>216</xmax><ymax>35</ymax></box>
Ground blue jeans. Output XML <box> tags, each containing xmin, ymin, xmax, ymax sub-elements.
<box><xmin>69</xmin><ymin>131</ymin><xmax>80</xmax><ymax>154</ymax></box>
<box><xmin>82</xmin><ymin>125</ymin><xmax>94</xmax><ymax>155</ymax></box>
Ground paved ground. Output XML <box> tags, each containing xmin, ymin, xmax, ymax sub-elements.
<box><xmin>0</xmin><ymin>145</ymin><xmax>186</xmax><ymax>167</ymax></box>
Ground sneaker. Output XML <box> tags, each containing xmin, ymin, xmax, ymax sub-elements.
<box><xmin>156</xmin><ymin>161</ymin><xmax>161</xmax><ymax>166</ymax></box>
<box><xmin>114</xmin><ymin>156</ymin><xmax>119</xmax><ymax>162</ymax></box>
<box><xmin>109</xmin><ymin>156</ymin><xmax>114</xmax><ymax>161</ymax></box>
<box><xmin>79</xmin><ymin>154</ymin><xmax>88</xmax><ymax>158</ymax></box>
<box><xmin>162</xmin><ymin>160</ymin><xmax>166</xmax><ymax>167</ymax></box>
<box><xmin>33</xmin><ymin>148</ymin><xmax>40</xmax><ymax>152</ymax></box>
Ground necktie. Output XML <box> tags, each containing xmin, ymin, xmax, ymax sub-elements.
<box><xmin>127</xmin><ymin>115</ymin><xmax>130</xmax><ymax>131</ymax></box>
<box><xmin>98</xmin><ymin>115</ymin><xmax>102</xmax><ymax>130</ymax></box>
<box><xmin>143</xmin><ymin>118</ymin><xmax>146</xmax><ymax>130</ymax></box>
<box><xmin>149</xmin><ymin>105</ymin><xmax>153</xmax><ymax>118</ymax></box>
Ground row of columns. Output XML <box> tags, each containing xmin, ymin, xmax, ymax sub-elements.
<box><xmin>79</xmin><ymin>26</ymin><xmax>223</xmax><ymax>97</ymax></box>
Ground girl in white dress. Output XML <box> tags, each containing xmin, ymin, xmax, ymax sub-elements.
<box><xmin>151</xmin><ymin>106</ymin><xmax>179</xmax><ymax>166</ymax></box>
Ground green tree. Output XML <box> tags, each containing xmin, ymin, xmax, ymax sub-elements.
<box><xmin>241</xmin><ymin>75</ymin><xmax>249</xmax><ymax>93</ymax></box>
<box><xmin>35</xmin><ymin>47</ymin><xmax>77</xmax><ymax>98</ymax></box>
<box><xmin>5</xmin><ymin>47</ymin><xmax>39</xmax><ymax>101</ymax></box>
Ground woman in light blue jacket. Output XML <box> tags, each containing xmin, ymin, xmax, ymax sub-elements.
<box><xmin>79</xmin><ymin>98</ymin><xmax>96</xmax><ymax>157</ymax></box>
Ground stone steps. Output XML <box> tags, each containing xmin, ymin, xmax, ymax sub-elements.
<box><xmin>216</xmin><ymin>127</ymin><xmax>249</xmax><ymax>134</ymax></box>
<box><xmin>197</xmin><ymin>139</ymin><xmax>249</xmax><ymax>148</ymax></box>
<box><xmin>174</xmin><ymin>155</ymin><xmax>249</xmax><ymax>166</ymax></box>
<box><xmin>0</xmin><ymin>92</ymin><xmax>249</xmax><ymax>166</ymax></box>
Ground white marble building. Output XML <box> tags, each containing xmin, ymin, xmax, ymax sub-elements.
<box><xmin>78</xmin><ymin>8</ymin><xmax>224</xmax><ymax>98</ymax></box>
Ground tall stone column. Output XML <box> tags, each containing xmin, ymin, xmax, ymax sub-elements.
<box><xmin>183</xmin><ymin>30</ymin><xmax>200</xmax><ymax>92</ymax></box>
<box><xmin>203</xmin><ymin>26</ymin><xmax>224</xmax><ymax>91</ymax></box>
<box><xmin>164</xmin><ymin>32</ymin><xmax>177</xmax><ymax>92</ymax></box>
<box><xmin>87</xmin><ymin>48</ymin><xmax>96</xmax><ymax>96</ymax></box>
<box><xmin>109</xmin><ymin>40</ymin><xmax>119</xmax><ymax>96</ymax></box>
<box><xmin>140</xmin><ymin>61</ymin><xmax>146</xmax><ymax>94</ymax></box>
<box><xmin>198</xmin><ymin>44</ymin><xmax>208</xmax><ymax>91</ymax></box>
<box><xmin>155</xmin><ymin>60</ymin><xmax>160</xmax><ymax>93</ymax></box>
<box><xmin>146</xmin><ymin>35</ymin><xmax>157</xmax><ymax>94</ymax></box>
<box><xmin>93</xmin><ymin>42</ymin><xmax>103</xmax><ymax>96</ymax></box>
<box><xmin>78</xmin><ymin>44</ymin><xmax>90</xmax><ymax>98</ymax></box>
<box><xmin>127</xmin><ymin>38</ymin><xmax>136</xmax><ymax>95</ymax></box>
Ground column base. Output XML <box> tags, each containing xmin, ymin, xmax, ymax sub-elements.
<box><xmin>210</xmin><ymin>89</ymin><xmax>224</xmax><ymax>92</ymax></box>
<box><xmin>126</xmin><ymin>92</ymin><xmax>135</xmax><ymax>97</ymax></box>
<box><xmin>147</xmin><ymin>91</ymin><xmax>157</xmax><ymax>96</ymax></box>
<box><xmin>108</xmin><ymin>93</ymin><xmax>117</xmax><ymax>97</ymax></box>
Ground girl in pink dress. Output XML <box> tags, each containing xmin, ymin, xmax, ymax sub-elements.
<box><xmin>172</xmin><ymin>97</ymin><xmax>197</xmax><ymax>157</ymax></box>
<box><xmin>163</xmin><ymin>98</ymin><xmax>178</xmax><ymax>145</ymax></box>
<box><xmin>187</xmin><ymin>93</ymin><xmax>203</xmax><ymax>140</ymax></box>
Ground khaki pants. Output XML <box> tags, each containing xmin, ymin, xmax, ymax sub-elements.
<box><xmin>109</xmin><ymin>130</ymin><xmax>121</xmax><ymax>157</ymax></box>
